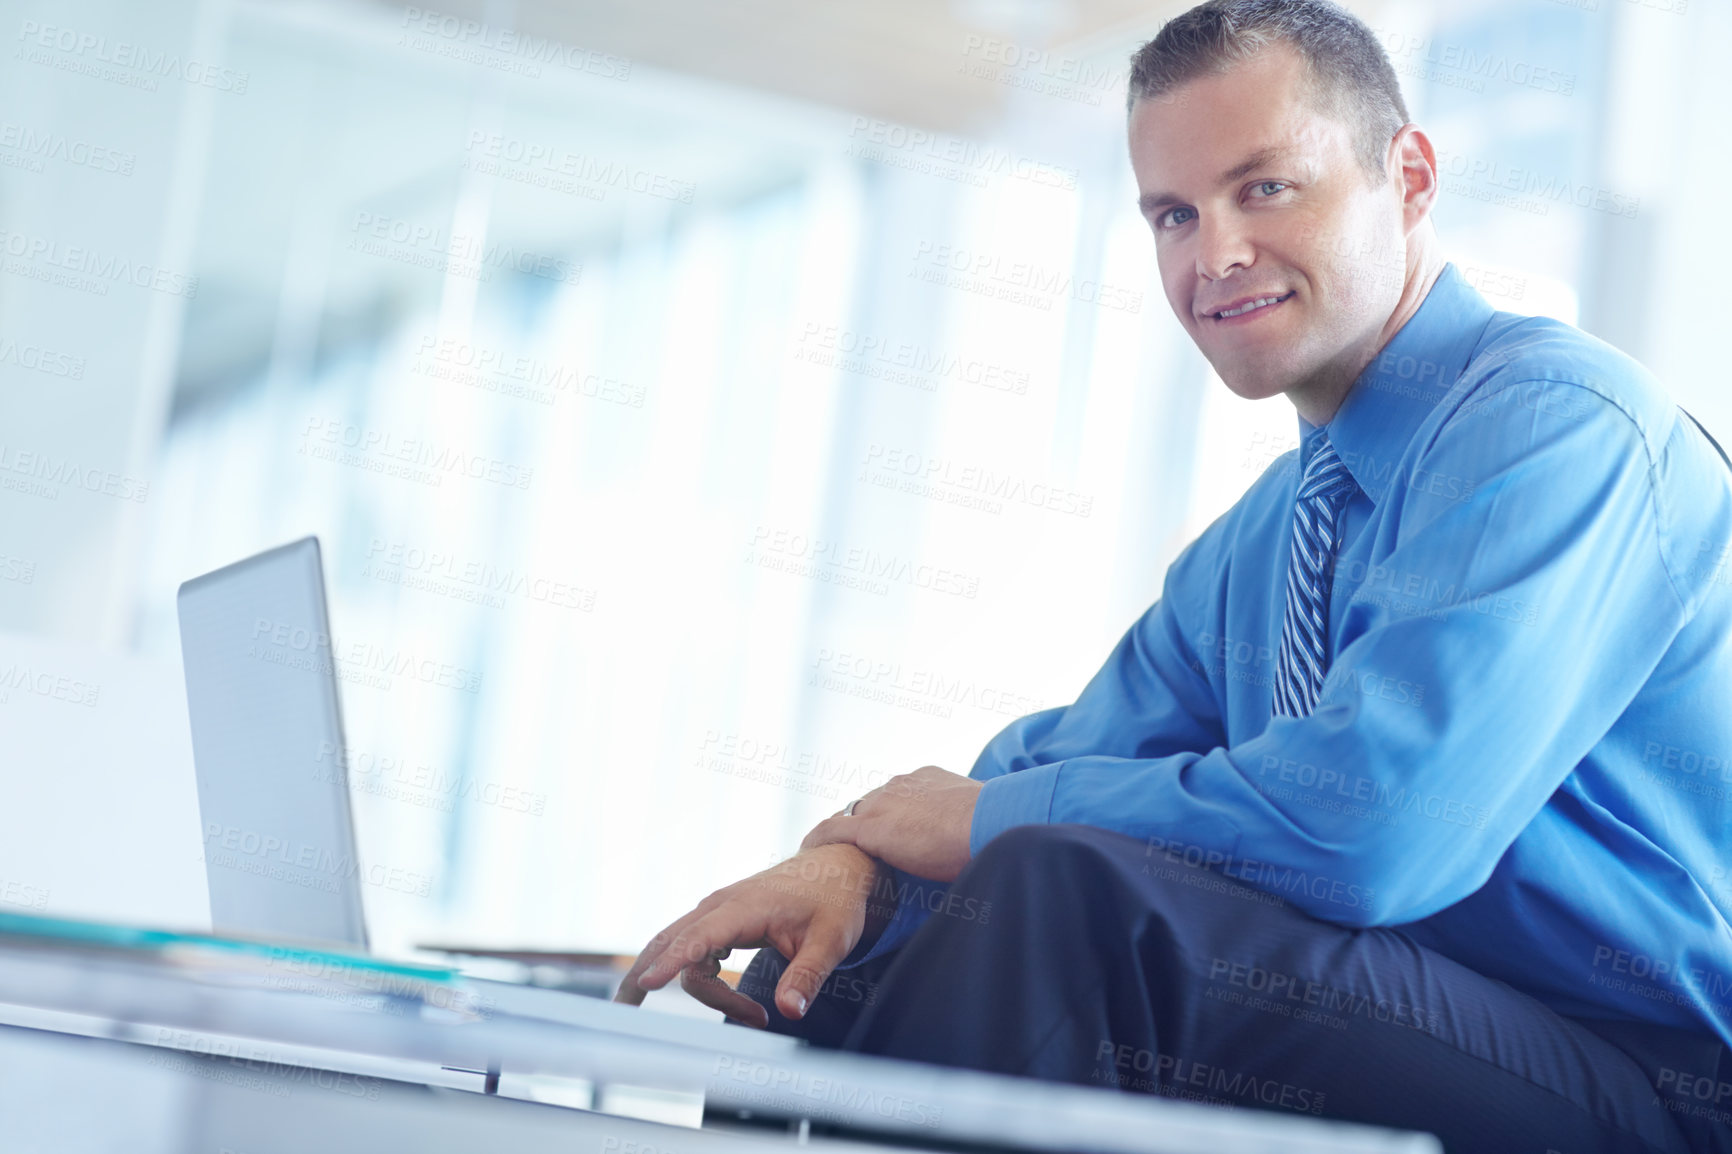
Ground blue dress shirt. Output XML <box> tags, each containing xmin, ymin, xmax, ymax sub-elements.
<box><xmin>843</xmin><ymin>262</ymin><xmax>1732</xmax><ymax>1047</ymax></box>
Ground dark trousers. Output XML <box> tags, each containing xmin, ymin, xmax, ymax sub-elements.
<box><xmin>734</xmin><ymin>824</ymin><xmax>1731</xmax><ymax>1154</ymax></box>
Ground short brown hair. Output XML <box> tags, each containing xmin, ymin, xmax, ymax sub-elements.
<box><xmin>1127</xmin><ymin>0</ymin><xmax>1410</xmax><ymax>180</ymax></box>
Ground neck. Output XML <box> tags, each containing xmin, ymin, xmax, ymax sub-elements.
<box><xmin>1289</xmin><ymin>238</ymin><xmax>1447</xmax><ymax>428</ymax></box>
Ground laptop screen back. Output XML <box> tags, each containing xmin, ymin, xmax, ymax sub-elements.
<box><xmin>177</xmin><ymin>537</ymin><xmax>368</xmax><ymax>948</ymax></box>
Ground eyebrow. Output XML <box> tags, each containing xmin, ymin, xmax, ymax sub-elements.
<box><xmin>1137</xmin><ymin>145</ymin><xmax>1298</xmax><ymax>215</ymax></box>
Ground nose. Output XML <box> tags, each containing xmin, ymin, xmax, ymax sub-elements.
<box><xmin>1194</xmin><ymin>212</ymin><xmax>1254</xmax><ymax>282</ymax></box>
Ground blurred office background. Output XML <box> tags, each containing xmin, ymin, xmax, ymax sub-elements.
<box><xmin>0</xmin><ymin>0</ymin><xmax>1722</xmax><ymax>960</ymax></box>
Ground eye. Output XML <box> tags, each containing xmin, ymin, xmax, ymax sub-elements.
<box><xmin>1156</xmin><ymin>205</ymin><xmax>1195</xmax><ymax>230</ymax></box>
<box><xmin>1250</xmin><ymin>180</ymin><xmax>1288</xmax><ymax>198</ymax></box>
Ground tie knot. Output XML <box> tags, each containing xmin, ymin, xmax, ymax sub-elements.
<box><xmin>1299</xmin><ymin>436</ymin><xmax>1356</xmax><ymax>503</ymax></box>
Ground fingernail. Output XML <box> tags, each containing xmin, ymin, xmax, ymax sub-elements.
<box><xmin>792</xmin><ymin>993</ymin><xmax>808</xmax><ymax>1017</ymax></box>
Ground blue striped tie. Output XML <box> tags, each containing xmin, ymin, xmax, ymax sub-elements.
<box><xmin>1273</xmin><ymin>434</ymin><xmax>1359</xmax><ymax>718</ymax></box>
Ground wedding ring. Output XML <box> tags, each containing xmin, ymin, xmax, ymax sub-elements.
<box><xmin>843</xmin><ymin>797</ymin><xmax>863</xmax><ymax>817</ymax></box>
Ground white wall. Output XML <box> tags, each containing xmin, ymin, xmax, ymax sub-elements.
<box><xmin>0</xmin><ymin>0</ymin><xmax>221</xmax><ymax>926</ymax></box>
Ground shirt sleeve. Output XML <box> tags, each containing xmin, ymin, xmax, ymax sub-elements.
<box><xmin>967</xmin><ymin>377</ymin><xmax>1690</xmax><ymax>927</ymax></box>
<box><xmin>836</xmin><ymin>524</ymin><xmax>1233</xmax><ymax>968</ymax></box>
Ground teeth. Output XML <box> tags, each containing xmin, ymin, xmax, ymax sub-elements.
<box><xmin>1217</xmin><ymin>294</ymin><xmax>1286</xmax><ymax>319</ymax></box>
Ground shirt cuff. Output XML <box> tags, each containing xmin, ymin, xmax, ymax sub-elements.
<box><xmin>968</xmin><ymin>762</ymin><xmax>1061</xmax><ymax>857</ymax></box>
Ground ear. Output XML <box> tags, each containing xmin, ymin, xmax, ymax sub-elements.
<box><xmin>1388</xmin><ymin>124</ymin><xmax>1439</xmax><ymax>236</ymax></box>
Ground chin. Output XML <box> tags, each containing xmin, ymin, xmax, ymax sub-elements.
<box><xmin>1212</xmin><ymin>364</ymin><xmax>1293</xmax><ymax>404</ymax></box>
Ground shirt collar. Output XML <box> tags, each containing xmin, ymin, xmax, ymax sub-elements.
<box><xmin>1295</xmin><ymin>262</ymin><xmax>1497</xmax><ymax>505</ymax></box>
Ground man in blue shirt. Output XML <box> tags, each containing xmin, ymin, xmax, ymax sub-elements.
<box><xmin>619</xmin><ymin>1</ymin><xmax>1732</xmax><ymax>1148</ymax></box>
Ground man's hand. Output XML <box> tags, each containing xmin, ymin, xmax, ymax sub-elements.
<box><xmin>800</xmin><ymin>765</ymin><xmax>982</xmax><ymax>883</ymax></box>
<box><xmin>613</xmin><ymin>843</ymin><xmax>892</xmax><ymax>1027</ymax></box>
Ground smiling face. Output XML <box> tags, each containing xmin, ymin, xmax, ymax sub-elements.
<box><xmin>1130</xmin><ymin>43</ymin><xmax>1412</xmax><ymax>414</ymax></box>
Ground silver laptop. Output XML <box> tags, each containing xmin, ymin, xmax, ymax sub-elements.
<box><xmin>176</xmin><ymin>539</ymin><xmax>819</xmax><ymax>1061</ymax></box>
<box><xmin>179</xmin><ymin>537</ymin><xmax>368</xmax><ymax>948</ymax></box>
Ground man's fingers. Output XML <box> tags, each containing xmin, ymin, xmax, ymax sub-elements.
<box><xmin>799</xmin><ymin>820</ymin><xmax>832</xmax><ymax>851</ymax></box>
<box><xmin>616</xmin><ymin>880</ymin><xmax>751</xmax><ymax>998</ymax></box>
<box><xmin>638</xmin><ymin>908</ymin><xmax>765</xmax><ymax>991</ymax></box>
<box><xmin>615</xmin><ymin>907</ymin><xmax>716</xmax><ymax>1002</ymax></box>
<box><xmin>681</xmin><ymin>960</ymin><xmax>770</xmax><ymax>1029</ymax></box>
<box><xmin>802</xmin><ymin>784</ymin><xmax>893</xmax><ymax>851</ymax></box>
<box><xmin>803</xmin><ymin>813</ymin><xmax>882</xmax><ymax>861</ymax></box>
<box><xmin>613</xmin><ymin>972</ymin><xmax>648</xmax><ymax>1005</ymax></box>
<box><xmin>615</xmin><ymin>933</ymin><xmax>672</xmax><ymax>1003</ymax></box>
<box><xmin>616</xmin><ymin>887</ymin><xmax>737</xmax><ymax>998</ymax></box>
<box><xmin>636</xmin><ymin>928</ymin><xmax>717</xmax><ymax>991</ymax></box>
<box><xmin>801</xmin><ymin>815</ymin><xmax>855</xmax><ymax>851</ymax></box>
<box><xmin>775</xmin><ymin>920</ymin><xmax>852</xmax><ymax>1021</ymax></box>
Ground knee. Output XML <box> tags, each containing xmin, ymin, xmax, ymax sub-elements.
<box><xmin>973</xmin><ymin>821</ymin><xmax>1099</xmax><ymax>861</ymax></box>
